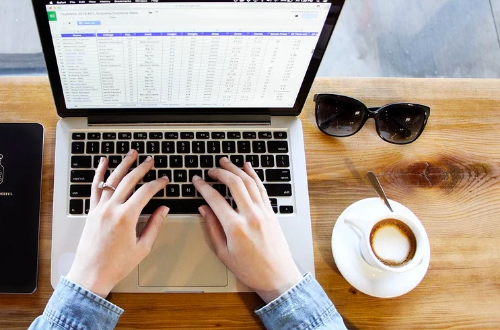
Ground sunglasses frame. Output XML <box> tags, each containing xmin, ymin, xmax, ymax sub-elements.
<box><xmin>313</xmin><ymin>94</ymin><xmax>431</xmax><ymax>145</ymax></box>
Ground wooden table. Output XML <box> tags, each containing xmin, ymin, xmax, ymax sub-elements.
<box><xmin>0</xmin><ymin>76</ymin><xmax>499</xmax><ymax>329</ymax></box>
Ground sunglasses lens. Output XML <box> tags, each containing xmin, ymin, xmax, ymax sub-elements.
<box><xmin>377</xmin><ymin>105</ymin><xmax>427</xmax><ymax>143</ymax></box>
<box><xmin>316</xmin><ymin>97</ymin><xmax>366</xmax><ymax>136</ymax></box>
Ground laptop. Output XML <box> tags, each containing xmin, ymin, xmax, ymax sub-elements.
<box><xmin>32</xmin><ymin>0</ymin><xmax>345</xmax><ymax>292</ymax></box>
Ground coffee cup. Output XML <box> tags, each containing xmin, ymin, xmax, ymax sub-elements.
<box><xmin>344</xmin><ymin>212</ymin><xmax>427</xmax><ymax>273</ymax></box>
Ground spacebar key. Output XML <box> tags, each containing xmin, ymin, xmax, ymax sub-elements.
<box><xmin>142</xmin><ymin>199</ymin><xmax>208</xmax><ymax>215</ymax></box>
<box><xmin>264</xmin><ymin>184</ymin><xmax>292</xmax><ymax>197</ymax></box>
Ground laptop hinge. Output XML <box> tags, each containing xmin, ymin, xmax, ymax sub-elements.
<box><xmin>88</xmin><ymin>113</ymin><xmax>271</xmax><ymax>126</ymax></box>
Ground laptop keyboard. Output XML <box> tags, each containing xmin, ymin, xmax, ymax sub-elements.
<box><xmin>69</xmin><ymin>130</ymin><xmax>294</xmax><ymax>215</ymax></box>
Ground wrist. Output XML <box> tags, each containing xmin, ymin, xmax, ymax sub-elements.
<box><xmin>65</xmin><ymin>269</ymin><xmax>113</xmax><ymax>298</ymax></box>
<box><xmin>256</xmin><ymin>270</ymin><xmax>304</xmax><ymax>304</ymax></box>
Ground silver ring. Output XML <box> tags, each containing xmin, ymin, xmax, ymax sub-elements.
<box><xmin>98</xmin><ymin>181</ymin><xmax>116</xmax><ymax>191</ymax></box>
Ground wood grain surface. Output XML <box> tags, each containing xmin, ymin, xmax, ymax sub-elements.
<box><xmin>0</xmin><ymin>76</ymin><xmax>499</xmax><ymax>329</ymax></box>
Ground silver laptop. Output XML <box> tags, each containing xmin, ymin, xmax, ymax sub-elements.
<box><xmin>32</xmin><ymin>0</ymin><xmax>344</xmax><ymax>292</ymax></box>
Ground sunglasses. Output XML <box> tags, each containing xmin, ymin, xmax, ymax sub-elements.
<box><xmin>313</xmin><ymin>94</ymin><xmax>430</xmax><ymax>144</ymax></box>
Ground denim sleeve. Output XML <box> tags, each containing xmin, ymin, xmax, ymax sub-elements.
<box><xmin>255</xmin><ymin>273</ymin><xmax>347</xmax><ymax>330</ymax></box>
<box><xmin>28</xmin><ymin>277</ymin><xmax>123</xmax><ymax>330</ymax></box>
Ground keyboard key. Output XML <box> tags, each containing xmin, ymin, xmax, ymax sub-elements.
<box><xmin>154</xmin><ymin>156</ymin><xmax>168</xmax><ymax>168</ymax></box>
<box><xmin>261</xmin><ymin>155</ymin><xmax>275</xmax><ymax>167</ymax></box>
<box><xmin>200</xmin><ymin>155</ymin><xmax>214</xmax><ymax>168</ymax></box>
<box><xmin>258</xmin><ymin>132</ymin><xmax>272</xmax><ymax>139</ymax></box>
<box><xmin>196</xmin><ymin>132</ymin><xmax>210</xmax><ymax>139</ymax></box>
<box><xmin>118</xmin><ymin>132</ymin><xmax>132</xmax><ymax>140</ymax></box>
<box><xmin>230</xmin><ymin>155</ymin><xmax>244</xmax><ymax>167</ymax></box>
<box><xmin>272</xmin><ymin>206</ymin><xmax>278</xmax><ymax>214</ymax></box>
<box><xmin>185</xmin><ymin>156</ymin><xmax>198</xmax><ymax>168</ymax></box>
<box><xmin>192</xmin><ymin>141</ymin><xmax>205</xmax><ymax>153</ymax></box>
<box><xmin>109</xmin><ymin>156</ymin><xmax>122</xmax><ymax>168</ymax></box>
<box><xmin>212</xmin><ymin>132</ymin><xmax>225</xmax><ymax>139</ymax></box>
<box><xmin>158</xmin><ymin>170</ymin><xmax>172</xmax><ymax>181</ymax></box>
<box><xmin>215</xmin><ymin>155</ymin><xmax>228</xmax><ymax>168</ymax></box>
<box><xmin>134</xmin><ymin>132</ymin><xmax>147</xmax><ymax>139</ymax></box>
<box><xmin>213</xmin><ymin>184</ymin><xmax>227</xmax><ymax>197</ymax></box>
<box><xmin>174</xmin><ymin>170</ymin><xmax>187</xmax><ymax>182</ymax></box>
<box><xmin>269</xmin><ymin>198</ymin><xmax>278</xmax><ymax>206</ymax></box>
<box><xmin>266</xmin><ymin>169</ymin><xmax>291</xmax><ymax>182</ymax></box>
<box><xmin>207</xmin><ymin>141</ymin><xmax>221</xmax><ymax>153</ymax></box>
<box><xmin>276</xmin><ymin>155</ymin><xmax>290</xmax><ymax>167</ymax></box>
<box><xmin>147</xmin><ymin>141</ymin><xmax>160</xmax><ymax>154</ymax></box>
<box><xmin>243</xmin><ymin>132</ymin><xmax>257</xmax><ymax>139</ymax></box>
<box><xmin>71</xmin><ymin>156</ymin><xmax>92</xmax><ymax>168</ymax></box>
<box><xmin>274</xmin><ymin>131</ymin><xmax>287</xmax><ymax>139</ymax></box>
<box><xmin>162</xmin><ymin>141</ymin><xmax>175</xmax><ymax>153</ymax></box>
<box><xmin>181</xmin><ymin>132</ymin><xmax>195</xmax><ymax>139</ymax></box>
<box><xmin>142</xmin><ymin>199</ymin><xmax>207</xmax><ymax>214</ymax></box>
<box><xmin>117</xmin><ymin>141</ymin><xmax>130</xmax><ymax>154</ymax></box>
<box><xmin>138</xmin><ymin>155</ymin><xmax>151</xmax><ymax>164</ymax></box>
<box><xmin>237</xmin><ymin>141</ymin><xmax>251</xmax><ymax>153</ymax></box>
<box><xmin>204</xmin><ymin>170</ymin><xmax>216</xmax><ymax>182</ymax></box>
<box><xmin>85</xmin><ymin>199</ymin><xmax>90</xmax><ymax>214</ymax></box>
<box><xmin>154</xmin><ymin>188</ymin><xmax>164</xmax><ymax>198</ymax></box>
<box><xmin>72</xmin><ymin>133</ymin><xmax>85</xmax><ymax>140</ymax></box>
<box><xmin>264</xmin><ymin>184</ymin><xmax>292</xmax><ymax>197</ymax></box>
<box><xmin>93</xmin><ymin>156</ymin><xmax>104</xmax><ymax>168</ymax></box>
<box><xmin>255</xmin><ymin>169</ymin><xmax>264</xmax><ymax>182</ymax></box>
<box><xmin>165</xmin><ymin>132</ymin><xmax>179</xmax><ymax>139</ymax></box>
<box><xmin>131</xmin><ymin>141</ymin><xmax>145</xmax><ymax>153</ymax></box>
<box><xmin>267</xmin><ymin>141</ymin><xmax>288</xmax><ymax>153</ymax></box>
<box><xmin>103</xmin><ymin>133</ymin><xmax>116</xmax><ymax>140</ymax></box>
<box><xmin>252</xmin><ymin>141</ymin><xmax>266</xmax><ymax>153</ymax></box>
<box><xmin>149</xmin><ymin>132</ymin><xmax>163</xmax><ymax>139</ymax></box>
<box><xmin>101</xmin><ymin>141</ymin><xmax>115</xmax><ymax>154</ymax></box>
<box><xmin>177</xmin><ymin>141</ymin><xmax>191</xmax><ymax>154</ymax></box>
<box><xmin>69</xmin><ymin>199</ymin><xmax>83</xmax><ymax>215</ymax></box>
<box><xmin>170</xmin><ymin>155</ymin><xmax>183</xmax><ymax>168</ymax></box>
<box><xmin>143</xmin><ymin>170</ymin><xmax>156</xmax><ymax>183</ymax></box>
<box><xmin>227</xmin><ymin>132</ymin><xmax>241</xmax><ymax>139</ymax></box>
<box><xmin>88</xmin><ymin>133</ymin><xmax>101</xmax><ymax>140</ymax></box>
<box><xmin>72</xmin><ymin>142</ymin><xmax>85</xmax><ymax>154</ymax></box>
<box><xmin>222</xmin><ymin>141</ymin><xmax>236</xmax><ymax>153</ymax></box>
<box><xmin>86</xmin><ymin>142</ymin><xmax>100</xmax><ymax>154</ymax></box>
<box><xmin>182</xmin><ymin>184</ymin><xmax>196</xmax><ymax>197</ymax></box>
<box><xmin>71</xmin><ymin>170</ymin><xmax>95</xmax><ymax>183</ymax></box>
<box><xmin>245</xmin><ymin>155</ymin><xmax>259</xmax><ymax>167</ymax></box>
<box><xmin>166</xmin><ymin>185</ymin><xmax>180</xmax><ymax>197</ymax></box>
<box><xmin>70</xmin><ymin>185</ymin><xmax>91</xmax><ymax>198</ymax></box>
<box><xmin>189</xmin><ymin>170</ymin><xmax>203</xmax><ymax>181</ymax></box>
<box><xmin>280</xmin><ymin>206</ymin><xmax>294</xmax><ymax>214</ymax></box>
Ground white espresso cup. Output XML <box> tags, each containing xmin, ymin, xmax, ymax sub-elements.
<box><xmin>344</xmin><ymin>212</ymin><xmax>427</xmax><ymax>273</ymax></box>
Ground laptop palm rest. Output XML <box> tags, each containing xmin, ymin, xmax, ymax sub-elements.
<box><xmin>138</xmin><ymin>220</ymin><xmax>228</xmax><ymax>287</ymax></box>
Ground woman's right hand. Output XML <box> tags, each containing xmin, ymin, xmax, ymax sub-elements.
<box><xmin>192</xmin><ymin>157</ymin><xmax>302</xmax><ymax>304</ymax></box>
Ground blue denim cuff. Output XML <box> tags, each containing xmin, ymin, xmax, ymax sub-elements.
<box><xmin>255</xmin><ymin>273</ymin><xmax>346</xmax><ymax>330</ymax></box>
<box><xmin>42</xmin><ymin>277</ymin><xmax>123</xmax><ymax>330</ymax></box>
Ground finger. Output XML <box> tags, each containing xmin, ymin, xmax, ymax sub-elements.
<box><xmin>125</xmin><ymin>176</ymin><xmax>170</xmax><ymax>213</ymax></box>
<box><xmin>137</xmin><ymin>206</ymin><xmax>168</xmax><ymax>258</ymax></box>
<box><xmin>244</xmin><ymin>162</ymin><xmax>274</xmax><ymax>212</ymax></box>
<box><xmin>207</xmin><ymin>168</ymin><xmax>255</xmax><ymax>212</ymax></box>
<box><xmin>217</xmin><ymin>157</ymin><xmax>263</xmax><ymax>205</ymax></box>
<box><xmin>90</xmin><ymin>157</ymin><xmax>108</xmax><ymax>210</ymax></box>
<box><xmin>101</xmin><ymin>149</ymin><xmax>138</xmax><ymax>202</ymax></box>
<box><xmin>111</xmin><ymin>155</ymin><xmax>157</xmax><ymax>204</ymax></box>
<box><xmin>199</xmin><ymin>205</ymin><xmax>228</xmax><ymax>260</ymax></box>
<box><xmin>192</xmin><ymin>175</ymin><xmax>236</xmax><ymax>227</ymax></box>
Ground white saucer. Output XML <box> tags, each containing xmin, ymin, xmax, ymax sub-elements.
<box><xmin>331</xmin><ymin>198</ymin><xmax>430</xmax><ymax>298</ymax></box>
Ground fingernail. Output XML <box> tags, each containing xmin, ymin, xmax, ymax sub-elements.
<box><xmin>99</xmin><ymin>157</ymin><xmax>105</xmax><ymax>164</ymax></box>
<box><xmin>127</xmin><ymin>149</ymin><xmax>135</xmax><ymax>156</ymax></box>
<box><xmin>192</xmin><ymin>175</ymin><xmax>201</xmax><ymax>182</ymax></box>
<box><xmin>221</xmin><ymin>157</ymin><xmax>230</xmax><ymax>163</ymax></box>
<box><xmin>161</xmin><ymin>175</ymin><xmax>169</xmax><ymax>181</ymax></box>
<box><xmin>162</xmin><ymin>207</ymin><xmax>170</xmax><ymax>218</ymax></box>
<box><xmin>145</xmin><ymin>156</ymin><xmax>153</xmax><ymax>162</ymax></box>
<box><xmin>246</xmin><ymin>162</ymin><xmax>252</xmax><ymax>169</ymax></box>
<box><xmin>198</xmin><ymin>206</ymin><xmax>206</xmax><ymax>217</ymax></box>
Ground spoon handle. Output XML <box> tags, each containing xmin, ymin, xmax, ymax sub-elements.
<box><xmin>366</xmin><ymin>171</ymin><xmax>394</xmax><ymax>212</ymax></box>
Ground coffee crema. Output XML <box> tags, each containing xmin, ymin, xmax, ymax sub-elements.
<box><xmin>369</xmin><ymin>218</ymin><xmax>417</xmax><ymax>267</ymax></box>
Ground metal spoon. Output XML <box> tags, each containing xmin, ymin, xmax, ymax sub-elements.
<box><xmin>366</xmin><ymin>171</ymin><xmax>394</xmax><ymax>212</ymax></box>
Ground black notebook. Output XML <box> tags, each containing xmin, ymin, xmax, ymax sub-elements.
<box><xmin>0</xmin><ymin>123</ymin><xmax>44</xmax><ymax>293</ymax></box>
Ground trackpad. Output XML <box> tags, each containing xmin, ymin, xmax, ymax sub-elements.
<box><xmin>138</xmin><ymin>221</ymin><xmax>228</xmax><ymax>287</ymax></box>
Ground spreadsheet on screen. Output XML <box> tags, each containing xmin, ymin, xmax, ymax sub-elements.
<box><xmin>46</xmin><ymin>2</ymin><xmax>331</xmax><ymax>109</ymax></box>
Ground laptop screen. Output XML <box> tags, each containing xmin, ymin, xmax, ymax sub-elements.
<box><xmin>43</xmin><ymin>0</ymin><xmax>332</xmax><ymax>110</ymax></box>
